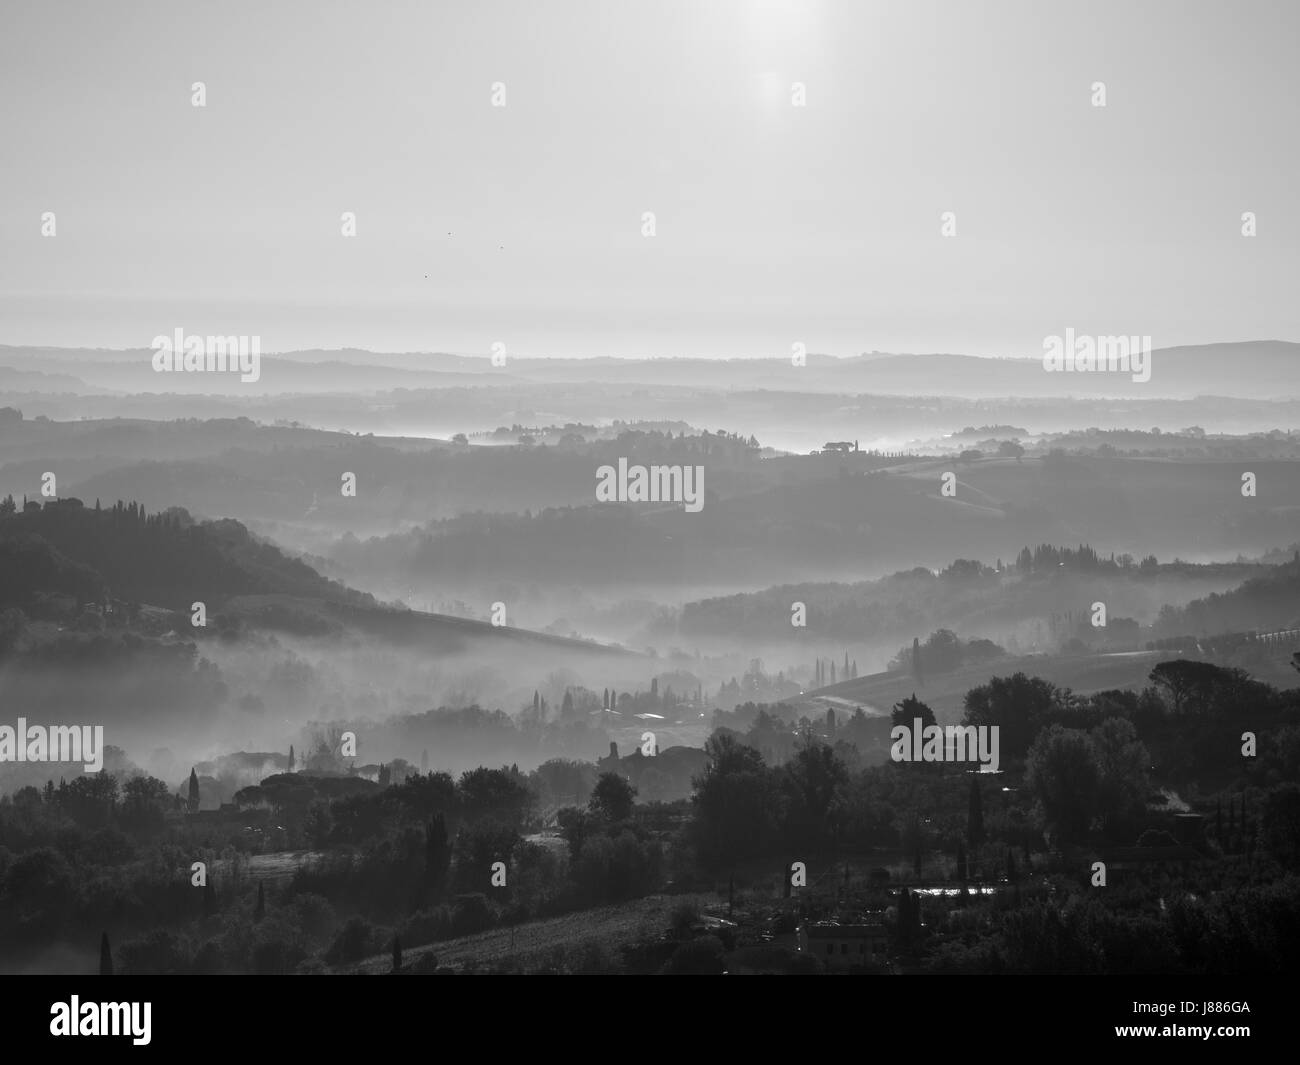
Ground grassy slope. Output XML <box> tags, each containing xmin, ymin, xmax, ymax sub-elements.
<box><xmin>343</xmin><ymin>892</ymin><xmax>720</xmax><ymax>974</ymax></box>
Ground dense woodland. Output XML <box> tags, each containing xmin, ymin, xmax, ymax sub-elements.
<box><xmin>2</xmin><ymin>652</ymin><xmax>1297</xmax><ymax>974</ymax></box>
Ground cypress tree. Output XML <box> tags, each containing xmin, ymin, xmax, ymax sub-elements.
<box><xmin>99</xmin><ymin>932</ymin><xmax>113</xmax><ymax>976</ymax></box>
<box><xmin>968</xmin><ymin>776</ymin><xmax>985</xmax><ymax>848</ymax></box>
<box><xmin>187</xmin><ymin>767</ymin><xmax>200</xmax><ymax>813</ymax></box>
<box><xmin>425</xmin><ymin>813</ymin><xmax>450</xmax><ymax>895</ymax></box>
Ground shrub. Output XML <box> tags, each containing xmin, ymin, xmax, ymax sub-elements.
<box><xmin>661</xmin><ymin>934</ymin><xmax>726</xmax><ymax>974</ymax></box>
<box><xmin>323</xmin><ymin>916</ymin><xmax>379</xmax><ymax>965</ymax></box>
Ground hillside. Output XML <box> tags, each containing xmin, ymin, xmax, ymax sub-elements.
<box><xmin>0</xmin><ymin>498</ymin><xmax>635</xmax><ymax>660</ymax></box>
<box><xmin>1151</xmin><ymin>556</ymin><xmax>1300</xmax><ymax>635</ymax></box>
<box><xmin>795</xmin><ymin>651</ymin><xmax>1171</xmax><ymax>723</ymax></box>
<box><xmin>0</xmin><ymin>498</ymin><xmax>371</xmax><ymax>612</ymax></box>
<box><xmin>329</xmin><ymin>452</ymin><xmax>1300</xmax><ymax>601</ymax></box>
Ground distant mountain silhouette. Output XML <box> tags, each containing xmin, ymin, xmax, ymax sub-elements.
<box><xmin>3</xmin><ymin>339</ymin><xmax>1297</xmax><ymax>399</ymax></box>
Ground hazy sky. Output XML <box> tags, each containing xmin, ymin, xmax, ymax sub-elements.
<box><xmin>2</xmin><ymin>0</ymin><xmax>1297</xmax><ymax>359</ymax></box>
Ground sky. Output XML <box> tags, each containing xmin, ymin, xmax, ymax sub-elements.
<box><xmin>1</xmin><ymin>0</ymin><xmax>1297</xmax><ymax>359</ymax></box>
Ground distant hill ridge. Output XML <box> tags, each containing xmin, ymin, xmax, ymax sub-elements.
<box><xmin>0</xmin><ymin>497</ymin><xmax>372</xmax><ymax>611</ymax></box>
<box><xmin>0</xmin><ymin>496</ymin><xmax>637</xmax><ymax>658</ymax></box>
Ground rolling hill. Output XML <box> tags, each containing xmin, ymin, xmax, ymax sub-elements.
<box><xmin>795</xmin><ymin>651</ymin><xmax>1172</xmax><ymax>723</ymax></box>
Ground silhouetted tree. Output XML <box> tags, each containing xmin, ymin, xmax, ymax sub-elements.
<box><xmin>891</xmin><ymin>694</ymin><xmax>936</xmax><ymax>730</ymax></box>
<box><xmin>99</xmin><ymin>932</ymin><xmax>113</xmax><ymax>975</ymax></box>
<box><xmin>425</xmin><ymin>813</ymin><xmax>451</xmax><ymax>896</ymax></box>
<box><xmin>1026</xmin><ymin>726</ymin><xmax>1100</xmax><ymax>848</ymax></box>
<box><xmin>589</xmin><ymin>772</ymin><xmax>636</xmax><ymax>822</ymax></box>
<box><xmin>187</xmin><ymin>767</ymin><xmax>199</xmax><ymax>813</ymax></box>
<box><xmin>968</xmin><ymin>776</ymin><xmax>985</xmax><ymax>849</ymax></box>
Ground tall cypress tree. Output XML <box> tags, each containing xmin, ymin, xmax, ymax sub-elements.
<box><xmin>99</xmin><ymin>932</ymin><xmax>113</xmax><ymax>976</ymax></box>
<box><xmin>425</xmin><ymin>813</ymin><xmax>450</xmax><ymax>895</ymax></box>
<box><xmin>968</xmin><ymin>777</ymin><xmax>985</xmax><ymax>849</ymax></box>
<box><xmin>187</xmin><ymin>767</ymin><xmax>200</xmax><ymax>814</ymax></box>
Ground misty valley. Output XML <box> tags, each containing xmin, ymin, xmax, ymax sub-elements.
<box><xmin>2</xmin><ymin>361</ymin><xmax>1299</xmax><ymax>979</ymax></box>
